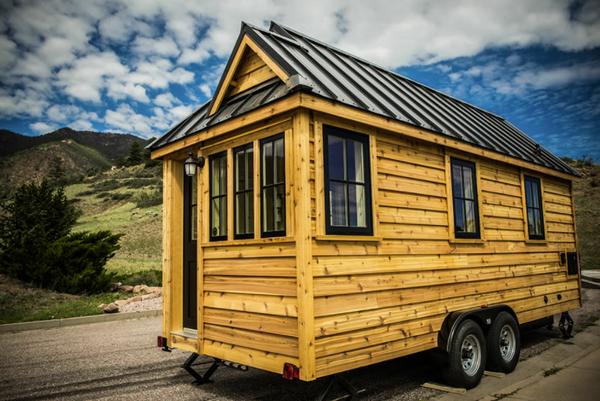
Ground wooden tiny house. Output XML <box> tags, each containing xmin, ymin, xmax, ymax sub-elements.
<box><xmin>150</xmin><ymin>22</ymin><xmax>581</xmax><ymax>387</ymax></box>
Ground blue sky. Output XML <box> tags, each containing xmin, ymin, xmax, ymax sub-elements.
<box><xmin>0</xmin><ymin>0</ymin><xmax>599</xmax><ymax>160</ymax></box>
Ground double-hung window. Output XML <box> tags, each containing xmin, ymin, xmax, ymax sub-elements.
<box><xmin>323</xmin><ymin>125</ymin><xmax>373</xmax><ymax>235</ymax></box>
<box><xmin>261</xmin><ymin>134</ymin><xmax>285</xmax><ymax>237</ymax></box>
<box><xmin>451</xmin><ymin>158</ymin><xmax>480</xmax><ymax>238</ymax></box>
<box><xmin>209</xmin><ymin>152</ymin><xmax>227</xmax><ymax>241</ymax></box>
<box><xmin>234</xmin><ymin>144</ymin><xmax>254</xmax><ymax>239</ymax></box>
<box><xmin>524</xmin><ymin>175</ymin><xmax>545</xmax><ymax>240</ymax></box>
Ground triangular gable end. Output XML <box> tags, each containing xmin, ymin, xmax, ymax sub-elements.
<box><xmin>208</xmin><ymin>32</ymin><xmax>290</xmax><ymax>116</ymax></box>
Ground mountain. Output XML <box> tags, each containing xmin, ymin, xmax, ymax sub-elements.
<box><xmin>0</xmin><ymin>128</ymin><xmax>149</xmax><ymax>163</ymax></box>
<box><xmin>0</xmin><ymin>140</ymin><xmax>113</xmax><ymax>193</ymax></box>
<box><xmin>0</xmin><ymin>128</ymin><xmax>153</xmax><ymax>197</ymax></box>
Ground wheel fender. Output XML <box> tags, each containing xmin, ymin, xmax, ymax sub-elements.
<box><xmin>438</xmin><ymin>305</ymin><xmax>517</xmax><ymax>352</ymax></box>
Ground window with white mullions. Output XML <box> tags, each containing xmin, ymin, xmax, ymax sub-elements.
<box><xmin>451</xmin><ymin>158</ymin><xmax>480</xmax><ymax>238</ymax></box>
<box><xmin>261</xmin><ymin>134</ymin><xmax>285</xmax><ymax>237</ymax></box>
<box><xmin>234</xmin><ymin>143</ymin><xmax>254</xmax><ymax>239</ymax></box>
<box><xmin>324</xmin><ymin>125</ymin><xmax>372</xmax><ymax>235</ymax></box>
<box><xmin>209</xmin><ymin>152</ymin><xmax>227</xmax><ymax>241</ymax></box>
<box><xmin>524</xmin><ymin>175</ymin><xmax>545</xmax><ymax>240</ymax></box>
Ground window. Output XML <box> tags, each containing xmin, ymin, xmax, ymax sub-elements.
<box><xmin>209</xmin><ymin>152</ymin><xmax>227</xmax><ymax>241</ymax></box>
<box><xmin>261</xmin><ymin>134</ymin><xmax>285</xmax><ymax>237</ymax></box>
<box><xmin>324</xmin><ymin>125</ymin><xmax>372</xmax><ymax>235</ymax></box>
<box><xmin>189</xmin><ymin>174</ymin><xmax>197</xmax><ymax>240</ymax></box>
<box><xmin>234</xmin><ymin>143</ymin><xmax>254</xmax><ymax>239</ymax></box>
<box><xmin>451</xmin><ymin>158</ymin><xmax>480</xmax><ymax>238</ymax></box>
<box><xmin>524</xmin><ymin>175</ymin><xmax>545</xmax><ymax>240</ymax></box>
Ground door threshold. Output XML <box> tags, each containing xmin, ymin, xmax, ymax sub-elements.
<box><xmin>173</xmin><ymin>328</ymin><xmax>198</xmax><ymax>339</ymax></box>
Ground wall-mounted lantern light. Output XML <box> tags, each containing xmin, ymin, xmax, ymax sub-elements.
<box><xmin>184</xmin><ymin>152</ymin><xmax>205</xmax><ymax>176</ymax></box>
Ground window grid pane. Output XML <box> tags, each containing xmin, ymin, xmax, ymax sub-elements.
<box><xmin>451</xmin><ymin>159</ymin><xmax>480</xmax><ymax>238</ymax></box>
<box><xmin>525</xmin><ymin>176</ymin><xmax>544</xmax><ymax>239</ymax></box>
<box><xmin>324</xmin><ymin>127</ymin><xmax>372</xmax><ymax>235</ymax></box>
<box><xmin>234</xmin><ymin>144</ymin><xmax>254</xmax><ymax>238</ymax></box>
<box><xmin>261</xmin><ymin>135</ymin><xmax>286</xmax><ymax>236</ymax></box>
<box><xmin>210</xmin><ymin>153</ymin><xmax>227</xmax><ymax>240</ymax></box>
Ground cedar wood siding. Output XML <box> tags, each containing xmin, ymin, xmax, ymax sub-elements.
<box><xmin>309</xmin><ymin>113</ymin><xmax>579</xmax><ymax>378</ymax></box>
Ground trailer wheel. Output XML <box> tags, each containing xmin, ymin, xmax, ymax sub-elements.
<box><xmin>443</xmin><ymin>319</ymin><xmax>486</xmax><ymax>389</ymax></box>
<box><xmin>486</xmin><ymin>311</ymin><xmax>520</xmax><ymax>373</ymax></box>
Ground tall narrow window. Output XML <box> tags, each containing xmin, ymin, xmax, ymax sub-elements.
<box><xmin>324</xmin><ymin>125</ymin><xmax>372</xmax><ymax>235</ymax></box>
<box><xmin>451</xmin><ymin>158</ymin><xmax>480</xmax><ymax>238</ymax></box>
<box><xmin>524</xmin><ymin>175</ymin><xmax>545</xmax><ymax>240</ymax></box>
<box><xmin>234</xmin><ymin>143</ymin><xmax>254</xmax><ymax>239</ymax></box>
<box><xmin>261</xmin><ymin>134</ymin><xmax>285</xmax><ymax>237</ymax></box>
<box><xmin>209</xmin><ymin>152</ymin><xmax>227</xmax><ymax>241</ymax></box>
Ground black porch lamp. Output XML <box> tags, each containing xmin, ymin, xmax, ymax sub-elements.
<box><xmin>184</xmin><ymin>152</ymin><xmax>204</xmax><ymax>176</ymax></box>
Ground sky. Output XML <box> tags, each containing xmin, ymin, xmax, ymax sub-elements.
<box><xmin>0</xmin><ymin>0</ymin><xmax>599</xmax><ymax>160</ymax></box>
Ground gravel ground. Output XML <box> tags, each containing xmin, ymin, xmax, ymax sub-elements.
<box><xmin>119</xmin><ymin>296</ymin><xmax>162</xmax><ymax>313</ymax></box>
<box><xmin>1</xmin><ymin>288</ymin><xmax>598</xmax><ymax>401</ymax></box>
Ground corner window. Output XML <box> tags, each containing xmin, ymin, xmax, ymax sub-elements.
<box><xmin>209</xmin><ymin>152</ymin><xmax>227</xmax><ymax>241</ymax></box>
<box><xmin>451</xmin><ymin>158</ymin><xmax>480</xmax><ymax>238</ymax></box>
<box><xmin>524</xmin><ymin>175</ymin><xmax>545</xmax><ymax>240</ymax></box>
<box><xmin>324</xmin><ymin>125</ymin><xmax>372</xmax><ymax>235</ymax></box>
<box><xmin>234</xmin><ymin>143</ymin><xmax>254</xmax><ymax>239</ymax></box>
<box><xmin>261</xmin><ymin>134</ymin><xmax>285</xmax><ymax>237</ymax></box>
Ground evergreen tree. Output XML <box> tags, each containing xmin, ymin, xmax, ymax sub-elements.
<box><xmin>0</xmin><ymin>180</ymin><xmax>120</xmax><ymax>293</ymax></box>
<box><xmin>125</xmin><ymin>142</ymin><xmax>144</xmax><ymax>166</ymax></box>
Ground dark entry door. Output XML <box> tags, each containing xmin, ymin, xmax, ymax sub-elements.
<box><xmin>183</xmin><ymin>174</ymin><xmax>197</xmax><ymax>329</ymax></box>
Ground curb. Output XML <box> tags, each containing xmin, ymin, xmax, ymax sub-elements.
<box><xmin>0</xmin><ymin>309</ymin><xmax>161</xmax><ymax>333</ymax></box>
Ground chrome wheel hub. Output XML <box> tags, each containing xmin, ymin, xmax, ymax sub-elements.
<box><xmin>461</xmin><ymin>334</ymin><xmax>482</xmax><ymax>376</ymax></box>
<box><xmin>499</xmin><ymin>324</ymin><xmax>516</xmax><ymax>362</ymax></box>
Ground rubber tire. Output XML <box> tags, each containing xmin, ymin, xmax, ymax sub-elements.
<box><xmin>443</xmin><ymin>319</ymin><xmax>487</xmax><ymax>389</ymax></box>
<box><xmin>486</xmin><ymin>311</ymin><xmax>520</xmax><ymax>373</ymax></box>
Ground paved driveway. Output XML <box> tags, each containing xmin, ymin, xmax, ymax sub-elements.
<box><xmin>1</xmin><ymin>288</ymin><xmax>597</xmax><ymax>401</ymax></box>
<box><xmin>0</xmin><ymin>317</ymin><xmax>437</xmax><ymax>401</ymax></box>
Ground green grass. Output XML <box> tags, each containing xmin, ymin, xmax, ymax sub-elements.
<box><xmin>65</xmin><ymin>165</ymin><xmax>163</xmax><ymax>275</ymax></box>
<box><xmin>572</xmin><ymin>162</ymin><xmax>600</xmax><ymax>270</ymax></box>
<box><xmin>0</xmin><ymin>285</ymin><xmax>129</xmax><ymax>324</ymax></box>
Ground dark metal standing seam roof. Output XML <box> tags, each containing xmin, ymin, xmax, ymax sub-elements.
<box><xmin>149</xmin><ymin>21</ymin><xmax>578</xmax><ymax>177</ymax></box>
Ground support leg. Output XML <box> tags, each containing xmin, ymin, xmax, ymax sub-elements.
<box><xmin>314</xmin><ymin>375</ymin><xmax>365</xmax><ymax>401</ymax></box>
<box><xmin>182</xmin><ymin>353</ymin><xmax>221</xmax><ymax>385</ymax></box>
<box><xmin>559</xmin><ymin>312</ymin><xmax>574</xmax><ymax>339</ymax></box>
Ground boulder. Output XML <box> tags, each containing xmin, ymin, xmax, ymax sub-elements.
<box><xmin>145</xmin><ymin>286</ymin><xmax>162</xmax><ymax>294</ymax></box>
<box><xmin>141</xmin><ymin>292</ymin><xmax>160</xmax><ymax>301</ymax></box>
<box><xmin>102</xmin><ymin>303</ymin><xmax>119</xmax><ymax>313</ymax></box>
<box><xmin>128</xmin><ymin>295</ymin><xmax>143</xmax><ymax>303</ymax></box>
<box><xmin>114</xmin><ymin>299</ymin><xmax>129</xmax><ymax>307</ymax></box>
<box><xmin>119</xmin><ymin>285</ymin><xmax>134</xmax><ymax>293</ymax></box>
<box><xmin>132</xmin><ymin>284</ymin><xmax>148</xmax><ymax>294</ymax></box>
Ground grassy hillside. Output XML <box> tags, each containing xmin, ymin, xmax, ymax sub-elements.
<box><xmin>571</xmin><ymin>161</ymin><xmax>600</xmax><ymax>270</ymax></box>
<box><xmin>0</xmin><ymin>140</ymin><xmax>112</xmax><ymax>195</ymax></box>
<box><xmin>65</xmin><ymin>164</ymin><xmax>163</xmax><ymax>275</ymax></box>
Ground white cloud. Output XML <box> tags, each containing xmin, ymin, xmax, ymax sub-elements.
<box><xmin>68</xmin><ymin>119</ymin><xmax>94</xmax><ymax>131</ymax></box>
<box><xmin>30</xmin><ymin>121</ymin><xmax>57</xmax><ymax>134</ymax></box>
<box><xmin>514</xmin><ymin>64</ymin><xmax>600</xmax><ymax>89</ymax></box>
<box><xmin>154</xmin><ymin>92</ymin><xmax>180</xmax><ymax>108</ymax></box>
<box><xmin>133</xmin><ymin>36</ymin><xmax>180</xmax><ymax>57</ymax></box>
<box><xmin>1</xmin><ymin>0</ymin><xmax>600</xmax><ymax>134</ymax></box>
<box><xmin>56</xmin><ymin>51</ymin><xmax>129</xmax><ymax>102</ymax></box>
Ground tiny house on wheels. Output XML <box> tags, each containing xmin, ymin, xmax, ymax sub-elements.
<box><xmin>150</xmin><ymin>21</ymin><xmax>582</xmax><ymax>394</ymax></box>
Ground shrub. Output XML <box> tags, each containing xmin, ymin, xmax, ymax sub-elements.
<box><xmin>115</xmin><ymin>269</ymin><xmax>162</xmax><ymax>287</ymax></box>
<box><xmin>0</xmin><ymin>180</ymin><xmax>122</xmax><ymax>294</ymax></box>
<box><xmin>134</xmin><ymin>190</ymin><xmax>162</xmax><ymax>208</ymax></box>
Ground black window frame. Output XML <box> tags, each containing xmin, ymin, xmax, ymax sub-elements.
<box><xmin>451</xmin><ymin>158</ymin><xmax>481</xmax><ymax>239</ymax></box>
<box><xmin>233</xmin><ymin>143</ymin><xmax>254</xmax><ymax>240</ymax></box>
<box><xmin>524</xmin><ymin>175</ymin><xmax>545</xmax><ymax>240</ymax></box>
<box><xmin>209</xmin><ymin>151</ymin><xmax>227</xmax><ymax>242</ymax></box>
<box><xmin>323</xmin><ymin>125</ymin><xmax>373</xmax><ymax>236</ymax></box>
<box><xmin>260</xmin><ymin>133</ymin><xmax>286</xmax><ymax>238</ymax></box>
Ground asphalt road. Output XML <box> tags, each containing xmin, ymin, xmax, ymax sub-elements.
<box><xmin>0</xmin><ymin>317</ymin><xmax>440</xmax><ymax>401</ymax></box>
<box><xmin>1</xmin><ymin>288</ymin><xmax>598</xmax><ymax>401</ymax></box>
